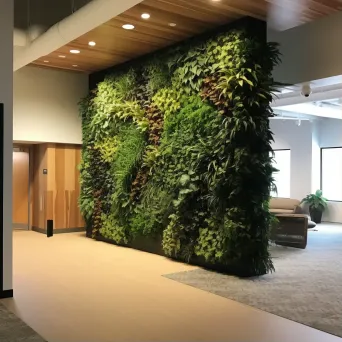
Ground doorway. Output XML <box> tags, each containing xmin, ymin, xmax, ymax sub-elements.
<box><xmin>12</xmin><ymin>147</ymin><xmax>30</xmax><ymax>230</ymax></box>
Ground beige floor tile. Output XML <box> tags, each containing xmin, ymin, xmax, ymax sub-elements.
<box><xmin>1</xmin><ymin>231</ymin><xmax>340</xmax><ymax>342</ymax></box>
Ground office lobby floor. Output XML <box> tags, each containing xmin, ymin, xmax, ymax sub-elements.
<box><xmin>1</xmin><ymin>231</ymin><xmax>341</xmax><ymax>342</ymax></box>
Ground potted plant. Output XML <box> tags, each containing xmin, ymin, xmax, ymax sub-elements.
<box><xmin>301</xmin><ymin>190</ymin><xmax>328</xmax><ymax>224</ymax></box>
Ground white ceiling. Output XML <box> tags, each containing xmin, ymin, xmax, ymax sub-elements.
<box><xmin>272</xmin><ymin>75</ymin><xmax>342</xmax><ymax>120</ymax></box>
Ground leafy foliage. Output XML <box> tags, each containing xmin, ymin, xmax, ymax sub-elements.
<box><xmin>79</xmin><ymin>24</ymin><xmax>280</xmax><ymax>276</ymax></box>
<box><xmin>301</xmin><ymin>190</ymin><xmax>328</xmax><ymax>211</ymax></box>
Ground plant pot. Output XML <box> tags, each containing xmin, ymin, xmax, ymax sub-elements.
<box><xmin>309</xmin><ymin>207</ymin><xmax>323</xmax><ymax>224</ymax></box>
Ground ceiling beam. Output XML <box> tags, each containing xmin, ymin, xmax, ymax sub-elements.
<box><xmin>268</xmin><ymin>10</ymin><xmax>342</xmax><ymax>85</ymax></box>
<box><xmin>14</xmin><ymin>0</ymin><xmax>144</xmax><ymax>71</ymax></box>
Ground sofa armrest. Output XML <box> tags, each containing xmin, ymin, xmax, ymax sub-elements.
<box><xmin>293</xmin><ymin>205</ymin><xmax>304</xmax><ymax>214</ymax></box>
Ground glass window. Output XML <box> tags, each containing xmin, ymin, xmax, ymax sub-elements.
<box><xmin>271</xmin><ymin>149</ymin><xmax>291</xmax><ymax>198</ymax></box>
<box><xmin>321</xmin><ymin>147</ymin><xmax>342</xmax><ymax>201</ymax></box>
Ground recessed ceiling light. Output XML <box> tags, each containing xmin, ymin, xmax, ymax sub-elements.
<box><xmin>70</xmin><ymin>49</ymin><xmax>80</xmax><ymax>54</ymax></box>
<box><xmin>58</xmin><ymin>55</ymin><xmax>66</xmax><ymax>58</ymax></box>
<box><xmin>168</xmin><ymin>23</ymin><xmax>177</xmax><ymax>27</ymax></box>
<box><xmin>88</xmin><ymin>41</ymin><xmax>96</xmax><ymax>46</ymax></box>
<box><xmin>141</xmin><ymin>13</ymin><xmax>150</xmax><ymax>19</ymax></box>
<box><xmin>211</xmin><ymin>0</ymin><xmax>221</xmax><ymax>2</ymax></box>
<box><xmin>122</xmin><ymin>24</ymin><xmax>135</xmax><ymax>30</ymax></box>
<box><xmin>43</xmin><ymin>60</ymin><xmax>49</xmax><ymax>63</ymax></box>
<box><xmin>72</xmin><ymin>64</ymin><xmax>78</xmax><ymax>67</ymax></box>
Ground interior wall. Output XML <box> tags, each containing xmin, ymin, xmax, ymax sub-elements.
<box><xmin>14</xmin><ymin>66</ymin><xmax>88</xmax><ymax>144</ymax></box>
<box><xmin>270</xmin><ymin>119</ymin><xmax>313</xmax><ymax>200</ymax></box>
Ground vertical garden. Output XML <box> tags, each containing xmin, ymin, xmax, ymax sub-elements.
<box><xmin>79</xmin><ymin>19</ymin><xmax>280</xmax><ymax>276</ymax></box>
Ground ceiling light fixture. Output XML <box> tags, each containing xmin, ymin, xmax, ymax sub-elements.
<box><xmin>43</xmin><ymin>60</ymin><xmax>49</xmax><ymax>63</ymax></box>
<box><xmin>141</xmin><ymin>13</ymin><xmax>150</xmax><ymax>19</ymax></box>
<box><xmin>88</xmin><ymin>41</ymin><xmax>96</xmax><ymax>46</ymax></box>
<box><xmin>168</xmin><ymin>23</ymin><xmax>177</xmax><ymax>27</ymax></box>
<box><xmin>72</xmin><ymin>64</ymin><xmax>78</xmax><ymax>67</ymax></box>
<box><xmin>211</xmin><ymin>0</ymin><xmax>221</xmax><ymax>2</ymax></box>
<box><xmin>58</xmin><ymin>55</ymin><xmax>66</xmax><ymax>58</ymax></box>
<box><xmin>70</xmin><ymin>49</ymin><xmax>80</xmax><ymax>54</ymax></box>
<box><xmin>122</xmin><ymin>24</ymin><xmax>135</xmax><ymax>30</ymax></box>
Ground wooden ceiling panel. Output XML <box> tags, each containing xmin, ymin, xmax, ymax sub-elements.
<box><xmin>31</xmin><ymin>0</ymin><xmax>341</xmax><ymax>74</ymax></box>
<box><xmin>141</xmin><ymin>0</ymin><xmax>243</xmax><ymax>23</ymax></box>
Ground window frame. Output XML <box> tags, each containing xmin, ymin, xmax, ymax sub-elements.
<box><xmin>320</xmin><ymin>146</ymin><xmax>342</xmax><ymax>203</ymax></box>
<box><xmin>271</xmin><ymin>148</ymin><xmax>291</xmax><ymax>199</ymax></box>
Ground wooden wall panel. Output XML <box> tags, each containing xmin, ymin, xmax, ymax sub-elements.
<box><xmin>12</xmin><ymin>150</ymin><xmax>30</xmax><ymax>228</ymax></box>
<box><xmin>32</xmin><ymin>144</ymin><xmax>48</xmax><ymax>230</ymax></box>
<box><xmin>31</xmin><ymin>143</ymin><xmax>84</xmax><ymax>232</ymax></box>
<box><xmin>45</xmin><ymin>144</ymin><xmax>84</xmax><ymax>230</ymax></box>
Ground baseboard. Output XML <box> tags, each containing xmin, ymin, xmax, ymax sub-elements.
<box><xmin>32</xmin><ymin>226</ymin><xmax>45</xmax><ymax>234</ymax></box>
<box><xmin>32</xmin><ymin>226</ymin><xmax>85</xmax><ymax>234</ymax></box>
<box><xmin>12</xmin><ymin>223</ymin><xmax>29</xmax><ymax>230</ymax></box>
<box><xmin>0</xmin><ymin>289</ymin><xmax>13</xmax><ymax>299</ymax></box>
<box><xmin>54</xmin><ymin>227</ymin><xmax>85</xmax><ymax>234</ymax></box>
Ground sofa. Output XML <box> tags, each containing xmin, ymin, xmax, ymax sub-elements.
<box><xmin>269</xmin><ymin>197</ymin><xmax>316</xmax><ymax>227</ymax></box>
<box><xmin>269</xmin><ymin>197</ymin><xmax>315</xmax><ymax>249</ymax></box>
<box><xmin>269</xmin><ymin>197</ymin><xmax>303</xmax><ymax>215</ymax></box>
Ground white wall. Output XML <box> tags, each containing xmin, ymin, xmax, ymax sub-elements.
<box><xmin>14</xmin><ymin>66</ymin><xmax>88</xmax><ymax>144</ymax></box>
<box><xmin>0</xmin><ymin>0</ymin><xmax>13</xmax><ymax>292</ymax></box>
<box><xmin>270</xmin><ymin>119</ymin><xmax>312</xmax><ymax>200</ymax></box>
<box><xmin>319</xmin><ymin>118</ymin><xmax>342</xmax><ymax>148</ymax></box>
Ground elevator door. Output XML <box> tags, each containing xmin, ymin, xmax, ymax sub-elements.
<box><xmin>13</xmin><ymin>149</ymin><xmax>29</xmax><ymax>229</ymax></box>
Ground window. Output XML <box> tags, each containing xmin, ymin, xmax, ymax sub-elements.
<box><xmin>321</xmin><ymin>147</ymin><xmax>342</xmax><ymax>201</ymax></box>
<box><xmin>271</xmin><ymin>149</ymin><xmax>291</xmax><ymax>198</ymax></box>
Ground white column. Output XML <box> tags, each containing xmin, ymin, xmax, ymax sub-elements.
<box><xmin>0</xmin><ymin>0</ymin><xmax>13</xmax><ymax>293</ymax></box>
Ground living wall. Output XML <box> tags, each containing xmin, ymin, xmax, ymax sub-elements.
<box><xmin>79</xmin><ymin>20</ymin><xmax>280</xmax><ymax>276</ymax></box>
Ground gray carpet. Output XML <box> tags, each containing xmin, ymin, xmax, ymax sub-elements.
<box><xmin>0</xmin><ymin>303</ymin><xmax>46</xmax><ymax>341</ymax></box>
<box><xmin>165</xmin><ymin>224</ymin><xmax>342</xmax><ymax>338</ymax></box>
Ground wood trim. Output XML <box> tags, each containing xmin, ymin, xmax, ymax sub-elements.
<box><xmin>29</xmin><ymin>146</ymin><xmax>34</xmax><ymax>230</ymax></box>
<box><xmin>32</xmin><ymin>226</ymin><xmax>85</xmax><ymax>234</ymax></box>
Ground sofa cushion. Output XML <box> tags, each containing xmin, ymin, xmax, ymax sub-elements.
<box><xmin>270</xmin><ymin>197</ymin><xmax>301</xmax><ymax>210</ymax></box>
<box><xmin>270</xmin><ymin>209</ymin><xmax>294</xmax><ymax>214</ymax></box>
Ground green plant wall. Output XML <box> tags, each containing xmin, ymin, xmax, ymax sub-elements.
<box><xmin>79</xmin><ymin>20</ymin><xmax>280</xmax><ymax>276</ymax></box>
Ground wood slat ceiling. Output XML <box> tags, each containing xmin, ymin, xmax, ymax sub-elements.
<box><xmin>31</xmin><ymin>0</ymin><xmax>341</xmax><ymax>73</ymax></box>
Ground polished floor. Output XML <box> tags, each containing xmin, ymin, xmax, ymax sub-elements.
<box><xmin>2</xmin><ymin>231</ymin><xmax>341</xmax><ymax>342</ymax></box>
